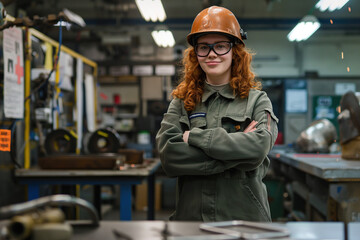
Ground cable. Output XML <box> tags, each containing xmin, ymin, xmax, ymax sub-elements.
<box><xmin>54</xmin><ymin>18</ymin><xmax>63</xmax><ymax>102</ymax></box>
<box><xmin>8</xmin><ymin>119</ymin><xmax>22</xmax><ymax>169</ymax></box>
<box><xmin>22</xmin><ymin>19</ymin><xmax>64</xmax><ymax>157</ymax></box>
<box><xmin>24</xmin><ymin>19</ymin><xmax>63</xmax><ymax>103</ymax></box>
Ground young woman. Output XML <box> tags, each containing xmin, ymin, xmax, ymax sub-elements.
<box><xmin>156</xmin><ymin>6</ymin><xmax>278</xmax><ymax>222</ymax></box>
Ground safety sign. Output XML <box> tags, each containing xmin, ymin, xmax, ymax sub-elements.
<box><xmin>3</xmin><ymin>27</ymin><xmax>24</xmax><ymax>119</ymax></box>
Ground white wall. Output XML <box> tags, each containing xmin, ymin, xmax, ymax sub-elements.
<box><xmin>247</xmin><ymin>30</ymin><xmax>360</xmax><ymax>77</ymax></box>
<box><xmin>247</xmin><ymin>30</ymin><xmax>299</xmax><ymax>77</ymax></box>
<box><xmin>242</xmin><ymin>30</ymin><xmax>360</xmax><ymax>144</ymax></box>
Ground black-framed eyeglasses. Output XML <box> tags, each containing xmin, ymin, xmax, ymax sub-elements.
<box><xmin>194</xmin><ymin>41</ymin><xmax>233</xmax><ymax>57</ymax></box>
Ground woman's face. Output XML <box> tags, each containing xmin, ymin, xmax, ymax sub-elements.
<box><xmin>196</xmin><ymin>34</ymin><xmax>233</xmax><ymax>84</ymax></box>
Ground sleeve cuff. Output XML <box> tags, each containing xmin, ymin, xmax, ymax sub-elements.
<box><xmin>188</xmin><ymin>128</ymin><xmax>212</xmax><ymax>153</ymax></box>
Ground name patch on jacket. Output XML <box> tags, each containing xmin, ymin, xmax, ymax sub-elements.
<box><xmin>189</xmin><ymin>113</ymin><xmax>206</xmax><ymax>119</ymax></box>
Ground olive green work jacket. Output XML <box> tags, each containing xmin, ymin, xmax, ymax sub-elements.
<box><xmin>156</xmin><ymin>84</ymin><xmax>279</xmax><ymax>222</ymax></box>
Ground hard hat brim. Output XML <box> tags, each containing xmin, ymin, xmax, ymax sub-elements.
<box><xmin>187</xmin><ymin>30</ymin><xmax>245</xmax><ymax>46</ymax></box>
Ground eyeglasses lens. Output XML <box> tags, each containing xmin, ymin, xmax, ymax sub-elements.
<box><xmin>195</xmin><ymin>42</ymin><xmax>232</xmax><ymax>57</ymax></box>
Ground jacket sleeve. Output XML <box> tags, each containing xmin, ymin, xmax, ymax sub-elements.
<box><xmin>187</xmin><ymin>92</ymin><xmax>278</xmax><ymax>170</ymax></box>
<box><xmin>156</xmin><ymin>98</ymin><xmax>241</xmax><ymax>177</ymax></box>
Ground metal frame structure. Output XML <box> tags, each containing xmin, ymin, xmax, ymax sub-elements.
<box><xmin>22</xmin><ymin>27</ymin><xmax>98</xmax><ymax>168</ymax></box>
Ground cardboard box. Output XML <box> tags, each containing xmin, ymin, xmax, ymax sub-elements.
<box><xmin>135</xmin><ymin>182</ymin><xmax>162</xmax><ymax>211</ymax></box>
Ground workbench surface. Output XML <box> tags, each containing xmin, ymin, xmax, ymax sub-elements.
<box><xmin>15</xmin><ymin>158</ymin><xmax>161</xmax><ymax>178</ymax></box>
<box><xmin>0</xmin><ymin>220</ymin><xmax>346</xmax><ymax>240</ymax></box>
<box><xmin>269</xmin><ymin>149</ymin><xmax>360</xmax><ymax>181</ymax></box>
<box><xmin>71</xmin><ymin>221</ymin><xmax>345</xmax><ymax>240</ymax></box>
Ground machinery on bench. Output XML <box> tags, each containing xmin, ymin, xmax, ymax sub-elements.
<box><xmin>40</xmin><ymin>127</ymin><xmax>144</xmax><ymax>170</ymax></box>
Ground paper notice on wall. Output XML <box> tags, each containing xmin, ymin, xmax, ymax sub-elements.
<box><xmin>285</xmin><ymin>89</ymin><xmax>307</xmax><ymax>113</ymax></box>
<box><xmin>3</xmin><ymin>27</ymin><xmax>24</xmax><ymax>119</ymax></box>
<box><xmin>57</xmin><ymin>51</ymin><xmax>74</xmax><ymax>91</ymax></box>
<box><xmin>0</xmin><ymin>129</ymin><xmax>11</xmax><ymax>152</ymax></box>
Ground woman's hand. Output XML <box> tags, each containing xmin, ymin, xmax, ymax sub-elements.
<box><xmin>244</xmin><ymin>120</ymin><xmax>258</xmax><ymax>133</ymax></box>
<box><xmin>183</xmin><ymin>130</ymin><xmax>190</xmax><ymax>143</ymax></box>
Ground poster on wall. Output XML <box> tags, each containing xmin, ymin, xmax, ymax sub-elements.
<box><xmin>312</xmin><ymin>95</ymin><xmax>341</xmax><ymax>133</ymax></box>
<box><xmin>3</xmin><ymin>27</ymin><xmax>24</xmax><ymax>119</ymax></box>
<box><xmin>335</xmin><ymin>83</ymin><xmax>356</xmax><ymax>96</ymax></box>
<box><xmin>285</xmin><ymin>79</ymin><xmax>307</xmax><ymax>113</ymax></box>
<box><xmin>285</xmin><ymin>89</ymin><xmax>307</xmax><ymax>113</ymax></box>
<box><xmin>58</xmin><ymin>52</ymin><xmax>74</xmax><ymax>91</ymax></box>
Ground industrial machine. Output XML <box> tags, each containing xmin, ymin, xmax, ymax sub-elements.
<box><xmin>295</xmin><ymin>118</ymin><xmax>337</xmax><ymax>153</ymax></box>
<box><xmin>39</xmin><ymin>127</ymin><xmax>143</xmax><ymax>170</ymax></box>
<box><xmin>338</xmin><ymin>91</ymin><xmax>360</xmax><ymax>160</ymax></box>
<box><xmin>0</xmin><ymin>195</ymin><xmax>98</xmax><ymax>240</ymax></box>
<box><xmin>87</xmin><ymin>128</ymin><xmax>122</xmax><ymax>154</ymax></box>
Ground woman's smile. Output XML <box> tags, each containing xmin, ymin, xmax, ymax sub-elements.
<box><xmin>205</xmin><ymin>61</ymin><xmax>221</xmax><ymax>66</ymax></box>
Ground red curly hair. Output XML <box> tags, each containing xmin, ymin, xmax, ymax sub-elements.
<box><xmin>172</xmin><ymin>43</ymin><xmax>261</xmax><ymax>112</ymax></box>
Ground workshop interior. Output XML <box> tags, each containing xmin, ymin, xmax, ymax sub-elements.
<box><xmin>0</xmin><ymin>0</ymin><xmax>360</xmax><ymax>239</ymax></box>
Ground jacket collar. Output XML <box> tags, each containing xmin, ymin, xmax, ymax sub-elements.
<box><xmin>202</xmin><ymin>82</ymin><xmax>235</xmax><ymax>102</ymax></box>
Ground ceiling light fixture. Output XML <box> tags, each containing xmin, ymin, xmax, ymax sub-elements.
<box><xmin>54</xmin><ymin>8</ymin><xmax>86</xmax><ymax>30</ymax></box>
<box><xmin>135</xmin><ymin>0</ymin><xmax>166</xmax><ymax>22</ymax></box>
<box><xmin>151</xmin><ymin>30</ymin><xmax>175</xmax><ymax>47</ymax></box>
<box><xmin>287</xmin><ymin>15</ymin><xmax>321</xmax><ymax>42</ymax></box>
<box><xmin>315</xmin><ymin>0</ymin><xmax>350</xmax><ymax>12</ymax></box>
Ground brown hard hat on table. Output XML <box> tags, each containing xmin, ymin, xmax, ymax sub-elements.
<box><xmin>187</xmin><ymin>6</ymin><xmax>247</xmax><ymax>46</ymax></box>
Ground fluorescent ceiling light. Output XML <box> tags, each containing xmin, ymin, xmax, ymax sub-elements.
<box><xmin>135</xmin><ymin>0</ymin><xmax>166</xmax><ymax>22</ymax></box>
<box><xmin>287</xmin><ymin>15</ymin><xmax>321</xmax><ymax>42</ymax></box>
<box><xmin>315</xmin><ymin>0</ymin><xmax>350</xmax><ymax>12</ymax></box>
<box><xmin>151</xmin><ymin>30</ymin><xmax>175</xmax><ymax>47</ymax></box>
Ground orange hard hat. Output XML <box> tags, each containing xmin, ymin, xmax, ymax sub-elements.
<box><xmin>187</xmin><ymin>6</ymin><xmax>247</xmax><ymax>46</ymax></box>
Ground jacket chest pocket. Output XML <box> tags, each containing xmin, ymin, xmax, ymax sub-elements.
<box><xmin>179</xmin><ymin>115</ymin><xmax>207</xmax><ymax>130</ymax></box>
<box><xmin>179</xmin><ymin>115</ymin><xmax>190</xmax><ymax>131</ymax></box>
<box><xmin>189</xmin><ymin>117</ymin><xmax>207</xmax><ymax>129</ymax></box>
<box><xmin>221</xmin><ymin>115</ymin><xmax>251</xmax><ymax>133</ymax></box>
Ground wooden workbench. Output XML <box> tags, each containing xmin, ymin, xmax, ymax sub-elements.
<box><xmin>269</xmin><ymin>147</ymin><xmax>360</xmax><ymax>222</ymax></box>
